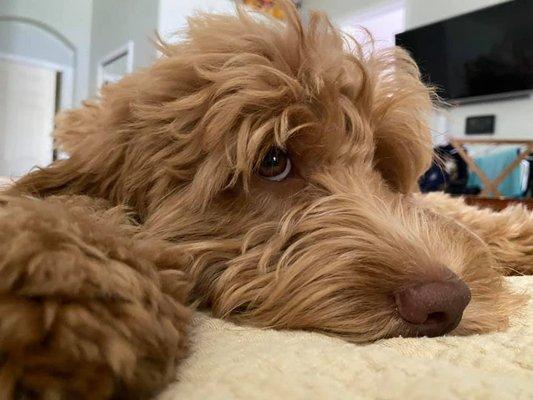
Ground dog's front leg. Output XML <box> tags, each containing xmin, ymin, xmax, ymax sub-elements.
<box><xmin>416</xmin><ymin>192</ymin><xmax>533</xmax><ymax>275</ymax></box>
<box><xmin>0</xmin><ymin>194</ymin><xmax>190</xmax><ymax>399</ymax></box>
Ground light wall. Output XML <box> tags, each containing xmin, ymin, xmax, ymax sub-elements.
<box><xmin>89</xmin><ymin>0</ymin><xmax>160</xmax><ymax>96</ymax></box>
<box><xmin>303</xmin><ymin>0</ymin><xmax>533</xmax><ymax>140</ymax></box>
<box><xmin>405</xmin><ymin>0</ymin><xmax>507</xmax><ymax>28</ymax></box>
<box><xmin>302</xmin><ymin>0</ymin><xmax>395</xmax><ymax>20</ymax></box>
<box><xmin>89</xmin><ymin>0</ymin><xmax>236</xmax><ymax>96</ymax></box>
<box><xmin>0</xmin><ymin>0</ymin><xmax>93</xmax><ymax>105</ymax></box>
<box><xmin>158</xmin><ymin>0</ymin><xmax>235</xmax><ymax>42</ymax></box>
<box><xmin>0</xmin><ymin>21</ymin><xmax>74</xmax><ymax>68</ymax></box>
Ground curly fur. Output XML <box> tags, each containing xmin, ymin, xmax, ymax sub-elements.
<box><xmin>0</xmin><ymin>1</ymin><xmax>530</xmax><ymax>398</ymax></box>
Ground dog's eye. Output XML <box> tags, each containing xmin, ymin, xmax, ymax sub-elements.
<box><xmin>258</xmin><ymin>147</ymin><xmax>291</xmax><ymax>181</ymax></box>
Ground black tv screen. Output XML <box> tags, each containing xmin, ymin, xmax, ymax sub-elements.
<box><xmin>395</xmin><ymin>0</ymin><xmax>533</xmax><ymax>101</ymax></box>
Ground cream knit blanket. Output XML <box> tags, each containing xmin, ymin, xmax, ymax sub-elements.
<box><xmin>158</xmin><ymin>276</ymin><xmax>533</xmax><ymax>400</ymax></box>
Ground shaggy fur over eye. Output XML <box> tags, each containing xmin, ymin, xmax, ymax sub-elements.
<box><xmin>0</xmin><ymin>1</ymin><xmax>530</xmax><ymax>398</ymax></box>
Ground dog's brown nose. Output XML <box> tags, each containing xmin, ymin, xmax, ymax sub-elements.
<box><xmin>395</xmin><ymin>279</ymin><xmax>471</xmax><ymax>337</ymax></box>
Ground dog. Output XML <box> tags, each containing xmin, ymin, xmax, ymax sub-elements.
<box><xmin>0</xmin><ymin>1</ymin><xmax>531</xmax><ymax>398</ymax></box>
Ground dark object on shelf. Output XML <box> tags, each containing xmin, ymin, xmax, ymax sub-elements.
<box><xmin>419</xmin><ymin>144</ymin><xmax>480</xmax><ymax>195</ymax></box>
<box><xmin>466</xmin><ymin>115</ymin><xmax>495</xmax><ymax>135</ymax></box>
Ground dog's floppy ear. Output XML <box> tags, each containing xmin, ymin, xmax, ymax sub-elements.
<box><xmin>12</xmin><ymin>25</ymin><xmax>244</xmax><ymax>215</ymax></box>
<box><xmin>370</xmin><ymin>48</ymin><xmax>434</xmax><ymax>193</ymax></box>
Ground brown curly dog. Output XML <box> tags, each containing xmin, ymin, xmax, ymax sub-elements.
<box><xmin>0</xmin><ymin>1</ymin><xmax>530</xmax><ymax>398</ymax></box>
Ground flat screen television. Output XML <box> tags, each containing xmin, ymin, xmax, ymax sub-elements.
<box><xmin>395</xmin><ymin>0</ymin><xmax>533</xmax><ymax>102</ymax></box>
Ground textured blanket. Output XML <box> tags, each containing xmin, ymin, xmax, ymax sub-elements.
<box><xmin>158</xmin><ymin>276</ymin><xmax>533</xmax><ymax>400</ymax></box>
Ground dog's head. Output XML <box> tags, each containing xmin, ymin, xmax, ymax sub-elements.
<box><xmin>19</xmin><ymin>2</ymin><xmax>520</xmax><ymax>341</ymax></box>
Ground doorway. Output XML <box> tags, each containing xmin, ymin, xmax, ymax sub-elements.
<box><xmin>0</xmin><ymin>56</ymin><xmax>58</xmax><ymax>177</ymax></box>
<box><xmin>0</xmin><ymin>18</ymin><xmax>75</xmax><ymax>179</ymax></box>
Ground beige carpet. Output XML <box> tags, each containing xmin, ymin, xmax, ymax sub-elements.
<box><xmin>158</xmin><ymin>276</ymin><xmax>533</xmax><ymax>400</ymax></box>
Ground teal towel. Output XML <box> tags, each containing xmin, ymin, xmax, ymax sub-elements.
<box><xmin>467</xmin><ymin>146</ymin><xmax>524</xmax><ymax>197</ymax></box>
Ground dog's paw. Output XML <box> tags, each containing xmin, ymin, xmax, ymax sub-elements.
<box><xmin>0</xmin><ymin>261</ymin><xmax>189</xmax><ymax>399</ymax></box>
<box><xmin>0</xmin><ymin>198</ymin><xmax>190</xmax><ymax>399</ymax></box>
<box><xmin>0</xmin><ymin>262</ymin><xmax>189</xmax><ymax>399</ymax></box>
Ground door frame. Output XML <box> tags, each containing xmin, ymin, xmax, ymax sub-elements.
<box><xmin>96</xmin><ymin>41</ymin><xmax>134</xmax><ymax>89</ymax></box>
